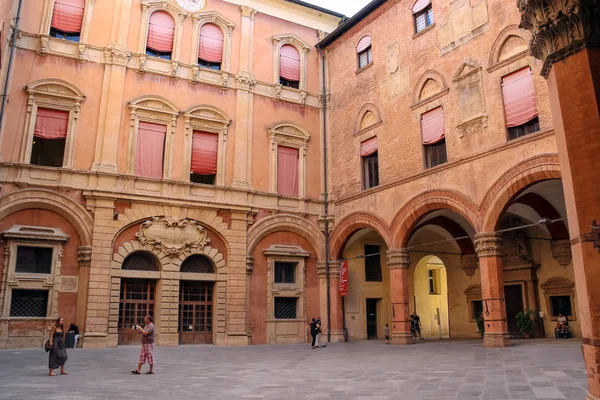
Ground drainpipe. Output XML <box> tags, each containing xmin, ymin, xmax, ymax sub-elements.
<box><xmin>319</xmin><ymin>48</ymin><xmax>331</xmax><ymax>342</ymax></box>
<box><xmin>0</xmin><ymin>0</ymin><xmax>24</xmax><ymax>138</ymax></box>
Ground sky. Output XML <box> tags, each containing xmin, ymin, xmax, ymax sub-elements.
<box><xmin>302</xmin><ymin>0</ymin><xmax>372</xmax><ymax>17</ymax></box>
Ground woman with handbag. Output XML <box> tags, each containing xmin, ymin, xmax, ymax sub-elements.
<box><xmin>48</xmin><ymin>317</ymin><xmax>68</xmax><ymax>376</ymax></box>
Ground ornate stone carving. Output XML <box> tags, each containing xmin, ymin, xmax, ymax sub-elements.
<box><xmin>104</xmin><ymin>46</ymin><xmax>132</xmax><ymax>66</ymax></box>
<box><xmin>236</xmin><ymin>71</ymin><xmax>256</xmax><ymax>91</ymax></box>
<box><xmin>246</xmin><ymin>256</ymin><xmax>254</xmax><ymax>275</ymax></box>
<box><xmin>171</xmin><ymin>61</ymin><xmax>179</xmax><ymax>79</ymax></box>
<box><xmin>300</xmin><ymin>91</ymin><xmax>307</xmax><ymax>107</ymax></box>
<box><xmin>274</xmin><ymin>83</ymin><xmax>282</xmax><ymax>101</ymax></box>
<box><xmin>474</xmin><ymin>233</ymin><xmax>503</xmax><ymax>258</ymax></box>
<box><xmin>457</xmin><ymin>115</ymin><xmax>488</xmax><ymax>137</ymax></box>
<box><xmin>78</xmin><ymin>246</ymin><xmax>92</xmax><ymax>266</ymax></box>
<box><xmin>138</xmin><ymin>55</ymin><xmax>147</xmax><ymax>74</ymax></box>
<box><xmin>38</xmin><ymin>36</ymin><xmax>50</xmax><ymax>55</ymax></box>
<box><xmin>135</xmin><ymin>217</ymin><xmax>211</xmax><ymax>257</ymax></box>
<box><xmin>518</xmin><ymin>0</ymin><xmax>600</xmax><ymax>77</ymax></box>
<box><xmin>460</xmin><ymin>254</ymin><xmax>478</xmax><ymax>276</ymax></box>
<box><xmin>501</xmin><ymin>219</ymin><xmax>532</xmax><ymax>264</ymax></box>
<box><xmin>77</xmin><ymin>44</ymin><xmax>86</xmax><ymax>62</ymax></box>
<box><xmin>387</xmin><ymin>249</ymin><xmax>410</xmax><ymax>269</ymax></box>
<box><xmin>191</xmin><ymin>65</ymin><xmax>198</xmax><ymax>82</ymax></box>
<box><xmin>221</xmin><ymin>72</ymin><xmax>229</xmax><ymax>90</ymax></box>
<box><xmin>240</xmin><ymin>5</ymin><xmax>257</xmax><ymax>19</ymax></box>
<box><xmin>551</xmin><ymin>239</ymin><xmax>572</xmax><ymax>266</ymax></box>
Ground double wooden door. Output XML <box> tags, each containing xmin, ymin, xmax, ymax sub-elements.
<box><xmin>118</xmin><ymin>279</ymin><xmax>156</xmax><ymax>345</ymax></box>
<box><xmin>179</xmin><ymin>281</ymin><xmax>213</xmax><ymax>344</ymax></box>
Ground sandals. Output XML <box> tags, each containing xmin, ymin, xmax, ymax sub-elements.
<box><xmin>131</xmin><ymin>370</ymin><xmax>140</xmax><ymax>375</ymax></box>
<box><xmin>145</xmin><ymin>371</ymin><xmax>154</xmax><ymax>375</ymax></box>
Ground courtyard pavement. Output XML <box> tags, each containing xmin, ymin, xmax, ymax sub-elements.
<box><xmin>0</xmin><ymin>339</ymin><xmax>589</xmax><ymax>400</ymax></box>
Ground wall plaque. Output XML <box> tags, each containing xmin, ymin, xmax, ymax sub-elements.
<box><xmin>136</xmin><ymin>217</ymin><xmax>211</xmax><ymax>257</ymax></box>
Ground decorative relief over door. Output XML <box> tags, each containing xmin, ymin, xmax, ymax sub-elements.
<box><xmin>135</xmin><ymin>217</ymin><xmax>210</xmax><ymax>256</ymax></box>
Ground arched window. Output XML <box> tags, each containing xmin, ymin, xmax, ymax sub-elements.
<box><xmin>198</xmin><ymin>23</ymin><xmax>223</xmax><ymax>70</ymax></box>
<box><xmin>122</xmin><ymin>252</ymin><xmax>159</xmax><ymax>271</ymax></box>
<box><xmin>181</xmin><ymin>255</ymin><xmax>215</xmax><ymax>274</ymax></box>
<box><xmin>146</xmin><ymin>11</ymin><xmax>174</xmax><ymax>60</ymax></box>
<box><xmin>50</xmin><ymin>0</ymin><xmax>85</xmax><ymax>41</ymax></box>
<box><xmin>279</xmin><ymin>44</ymin><xmax>300</xmax><ymax>89</ymax></box>
<box><xmin>357</xmin><ymin>36</ymin><xmax>372</xmax><ymax>69</ymax></box>
<box><xmin>412</xmin><ymin>0</ymin><xmax>434</xmax><ymax>33</ymax></box>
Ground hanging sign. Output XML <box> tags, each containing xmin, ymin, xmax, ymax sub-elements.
<box><xmin>339</xmin><ymin>260</ymin><xmax>348</xmax><ymax>297</ymax></box>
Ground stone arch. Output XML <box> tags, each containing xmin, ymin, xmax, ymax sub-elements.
<box><xmin>412</xmin><ymin>70</ymin><xmax>449</xmax><ymax>106</ymax></box>
<box><xmin>247</xmin><ymin>214</ymin><xmax>325</xmax><ymax>259</ymax></box>
<box><xmin>0</xmin><ymin>189</ymin><xmax>92</xmax><ymax>246</ymax></box>
<box><xmin>488</xmin><ymin>25</ymin><xmax>531</xmax><ymax>71</ymax></box>
<box><xmin>480</xmin><ymin>154</ymin><xmax>561</xmax><ymax>231</ymax></box>
<box><xmin>354</xmin><ymin>103</ymin><xmax>383</xmax><ymax>134</ymax></box>
<box><xmin>129</xmin><ymin>95</ymin><xmax>179</xmax><ymax>114</ymax></box>
<box><xmin>329</xmin><ymin>211</ymin><xmax>391</xmax><ymax>260</ymax></box>
<box><xmin>26</xmin><ymin>78</ymin><xmax>85</xmax><ymax>100</ymax></box>
<box><xmin>183</xmin><ymin>104</ymin><xmax>231</xmax><ymax>125</ymax></box>
<box><xmin>391</xmin><ymin>190</ymin><xmax>481</xmax><ymax>248</ymax></box>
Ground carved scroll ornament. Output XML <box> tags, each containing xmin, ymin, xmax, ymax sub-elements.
<box><xmin>135</xmin><ymin>217</ymin><xmax>210</xmax><ymax>257</ymax></box>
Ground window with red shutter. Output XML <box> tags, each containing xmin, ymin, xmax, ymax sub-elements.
<box><xmin>30</xmin><ymin>107</ymin><xmax>69</xmax><ymax>167</ymax></box>
<box><xmin>50</xmin><ymin>0</ymin><xmax>85</xmax><ymax>41</ymax></box>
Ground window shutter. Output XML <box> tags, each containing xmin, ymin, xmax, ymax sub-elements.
<box><xmin>360</xmin><ymin>136</ymin><xmax>378</xmax><ymax>157</ymax></box>
<box><xmin>277</xmin><ymin>146</ymin><xmax>299</xmax><ymax>196</ymax></box>
<box><xmin>279</xmin><ymin>45</ymin><xmax>300</xmax><ymax>82</ymax></box>
<box><xmin>51</xmin><ymin>0</ymin><xmax>85</xmax><ymax>33</ymax></box>
<box><xmin>412</xmin><ymin>0</ymin><xmax>431</xmax><ymax>13</ymax></box>
<box><xmin>147</xmin><ymin>11</ymin><xmax>175</xmax><ymax>53</ymax></box>
<box><xmin>191</xmin><ymin>131</ymin><xmax>218</xmax><ymax>175</ymax></box>
<box><xmin>199</xmin><ymin>24</ymin><xmax>224</xmax><ymax>63</ymax></box>
<box><xmin>501</xmin><ymin>67</ymin><xmax>538</xmax><ymax>128</ymax></box>
<box><xmin>421</xmin><ymin>107</ymin><xmax>445</xmax><ymax>145</ymax></box>
<box><xmin>34</xmin><ymin>108</ymin><xmax>69</xmax><ymax>139</ymax></box>
<box><xmin>356</xmin><ymin>36</ymin><xmax>371</xmax><ymax>53</ymax></box>
<box><xmin>135</xmin><ymin>122</ymin><xmax>166</xmax><ymax>179</ymax></box>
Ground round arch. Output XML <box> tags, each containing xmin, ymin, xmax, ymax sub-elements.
<box><xmin>329</xmin><ymin>211</ymin><xmax>391</xmax><ymax>260</ymax></box>
<box><xmin>247</xmin><ymin>214</ymin><xmax>325</xmax><ymax>260</ymax></box>
<box><xmin>0</xmin><ymin>189</ymin><xmax>93</xmax><ymax>246</ymax></box>
<box><xmin>391</xmin><ymin>190</ymin><xmax>481</xmax><ymax>248</ymax></box>
<box><xmin>480</xmin><ymin>154</ymin><xmax>561</xmax><ymax>231</ymax></box>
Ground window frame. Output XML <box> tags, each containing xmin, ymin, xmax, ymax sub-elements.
<box><xmin>362</xmin><ymin>151</ymin><xmax>379</xmax><ymax>190</ymax></box>
<box><xmin>364</xmin><ymin>244</ymin><xmax>382</xmax><ymax>282</ymax></box>
<box><xmin>541</xmin><ymin>278</ymin><xmax>577</xmax><ymax>321</ymax></box>
<box><xmin>358</xmin><ymin>45</ymin><xmax>373</xmax><ymax>70</ymax></box>
<box><xmin>549</xmin><ymin>295</ymin><xmax>572</xmax><ymax>318</ymax></box>
<box><xmin>137</xmin><ymin>1</ymin><xmax>186</xmax><ymax>62</ymax></box>
<box><xmin>424</xmin><ymin>138</ymin><xmax>447</xmax><ymax>169</ymax></box>
<box><xmin>191</xmin><ymin>13</ymin><xmax>235</xmax><ymax>73</ymax></box>
<box><xmin>273</xmin><ymin>297</ymin><xmax>298</xmax><ymax>320</ymax></box>
<box><xmin>414</xmin><ymin>5</ymin><xmax>434</xmax><ymax>34</ymax></box>
<box><xmin>15</xmin><ymin>246</ymin><xmax>54</xmax><ymax>275</ymax></box>
<box><xmin>272</xmin><ymin>34</ymin><xmax>310</xmax><ymax>92</ymax></box>
<box><xmin>40</xmin><ymin>0</ymin><xmax>94</xmax><ymax>44</ymax></box>
<box><xmin>274</xmin><ymin>261</ymin><xmax>297</xmax><ymax>284</ymax></box>
<box><xmin>268</xmin><ymin>124</ymin><xmax>311</xmax><ymax>198</ymax></box>
<box><xmin>507</xmin><ymin>116</ymin><xmax>540</xmax><ymax>140</ymax></box>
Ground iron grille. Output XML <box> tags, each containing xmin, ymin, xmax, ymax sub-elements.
<box><xmin>274</xmin><ymin>297</ymin><xmax>297</xmax><ymax>319</ymax></box>
<box><xmin>10</xmin><ymin>289</ymin><xmax>48</xmax><ymax>317</ymax></box>
<box><xmin>181</xmin><ymin>255</ymin><xmax>214</xmax><ymax>273</ymax></box>
<box><xmin>16</xmin><ymin>247</ymin><xmax>52</xmax><ymax>274</ymax></box>
<box><xmin>122</xmin><ymin>252</ymin><xmax>159</xmax><ymax>271</ymax></box>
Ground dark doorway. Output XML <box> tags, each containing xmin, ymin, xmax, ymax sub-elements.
<box><xmin>504</xmin><ymin>284</ymin><xmax>524</xmax><ymax>336</ymax></box>
<box><xmin>178</xmin><ymin>281</ymin><xmax>213</xmax><ymax>344</ymax></box>
<box><xmin>366</xmin><ymin>299</ymin><xmax>379</xmax><ymax>339</ymax></box>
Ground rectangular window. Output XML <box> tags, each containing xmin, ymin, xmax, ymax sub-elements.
<box><xmin>502</xmin><ymin>67</ymin><xmax>539</xmax><ymax>140</ymax></box>
<box><xmin>358</xmin><ymin>46</ymin><xmax>372</xmax><ymax>69</ymax></box>
<box><xmin>425</xmin><ymin>139</ymin><xmax>447</xmax><ymax>168</ymax></box>
<box><xmin>415</xmin><ymin>6</ymin><xmax>434</xmax><ymax>33</ymax></box>
<box><xmin>31</xmin><ymin>107</ymin><xmax>68</xmax><ymax>167</ymax></box>
<box><xmin>279</xmin><ymin>77</ymin><xmax>299</xmax><ymax>89</ymax></box>
<box><xmin>274</xmin><ymin>297</ymin><xmax>297</xmax><ymax>319</ymax></box>
<box><xmin>277</xmin><ymin>146</ymin><xmax>299</xmax><ymax>197</ymax></box>
<box><xmin>190</xmin><ymin>131</ymin><xmax>218</xmax><ymax>185</ymax></box>
<box><xmin>362</xmin><ymin>152</ymin><xmax>379</xmax><ymax>190</ymax></box>
<box><xmin>508</xmin><ymin>117</ymin><xmax>540</xmax><ymax>140</ymax></box>
<box><xmin>364</xmin><ymin>245</ymin><xmax>382</xmax><ymax>282</ymax></box>
<box><xmin>550</xmin><ymin>295</ymin><xmax>572</xmax><ymax>317</ymax></box>
<box><xmin>274</xmin><ymin>262</ymin><xmax>296</xmax><ymax>284</ymax></box>
<box><xmin>10</xmin><ymin>289</ymin><xmax>49</xmax><ymax>317</ymax></box>
<box><xmin>428</xmin><ymin>269</ymin><xmax>436</xmax><ymax>294</ymax></box>
<box><xmin>15</xmin><ymin>247</ymin><xmax>53</xmax><ymax>274</ymax></box>
<box><xmin>135</xmin><ymin>122</ymin><xmax>166</xmax><ymax>179</ymax></box>
<box><xmin>471</xmin><ymin>300</ymin><xmax>483</xmax><ymax>320</ymax></box>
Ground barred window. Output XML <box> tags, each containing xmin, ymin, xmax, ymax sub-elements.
<box><xmin>274</xmin><ymin>262</ymin><xmax>296</xmax><ymax>284</ymax></box>
<box><xmin>10</xmin><ymin>289</ymin><xmax>49</xmax><ymax>317</ymax></box>
<box><xmin>122</xmin><ymin>251</ymin><xmax>159</xmax><ymax>271</ymax></box>
<box><xmin>16</xmin><ymin>246</ymin><xmax>53</xmax><ymax>274</ymax></box>
<box><xmin>274</xmin><ymin>297</ymin><xmax>297</xmax><ymax>319</ymax></box>
<box><xmin>181</xmin><ymin>254</ymin><xmax>215</xmax><ymax>273</ymax></box>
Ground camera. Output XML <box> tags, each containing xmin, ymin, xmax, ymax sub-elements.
<box><xmin>132</xmin><ymin>324</ymin><xmax>137</xmax><ymax>330</ymax></box>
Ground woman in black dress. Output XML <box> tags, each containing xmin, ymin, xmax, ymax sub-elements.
<box><xmin>48</xmin><ymin>317</ymin><xmax>68</xmax><ymax>376</ymax></box>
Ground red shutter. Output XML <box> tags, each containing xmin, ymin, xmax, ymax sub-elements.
<box><xmin>34</xmin><ymin>108</ymin><xmax>69</xmax><ymax>139</ymax></box>
<box><xmin>51</xmin><ymin>0</ymin><xmax>85</xmax><ymax>33</ymax></box>
<box><xmin>421</xmin><ymin>107</ymin><xmax>445</xmax><ymax>145</ymax></box>
<box><xmin>412</xmin><ymin>0</ymin><xmax>431</xmax><ymax>13</ymax></box>
<box><xmin>277</xmin><ymin>146</ymin><xmax>299</xmax><ymax>197</ymax></box>
<box><xmin>199</xmin><ymin>24</ymin><xmax>224</xmax><ymax>63</ymax></box>
<box><xmin>147</xmin><ymin>11</ymin><xmax>174</xmax><ymax>53</ymax></box>
<box><xmin>191</xmin><ymin>131</ymin><xmax>218</xmax><ymax>175</ymax></box>
<box><xmin>360</xmin><ymin>136</ymin><xmax>378</xmax><ymax>157</ymax></box>
<box><xmin>501</xmin><ymin>67</ymin><xmax>538</xmax><ymax>127</ymax></box>
<box><xmin>279</xmin><ymin>45</ymin><xmax>300</xmax><ymax>82</ymax></box>
<box><xmin>135</xmin><ymin>122</ymin><xmax>166</xmax><ymax>179</ymax></box>
<box><xmin>356</xmin><ymin>36</ymin><xmax>371</xmax><ymax>53</ymax></box>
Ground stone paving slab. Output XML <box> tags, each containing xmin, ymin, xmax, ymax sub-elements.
<box><xmin>0</xmin><ymin>339</ymin><xmax>588</xmax><ymax>400</ymax></box>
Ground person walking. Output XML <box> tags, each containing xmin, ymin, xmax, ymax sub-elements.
<box><xmin>413</xmin><ymin>313</ymin><xmax>423</xmax><ymax>340</ymax></box>
<box><xmin>48</xmin><ymin>317</ymin><xmax>68</xmax><ymax>376</ymax></box>
<box><xmin>315</xmin><ymin>316</ymin><xmax>326</xmax><ymax>348</ymax></box>
<box><xmin>307</xmin><ymin>318</ymin><xmax>318</xmax><ymax>349</ymax></box>
<box><xmin>131</xmin><ymin>315</ymin><xmax>155</xmax><ymax>375</ymax></box>
<box><xmin>409</xmin><ymin>315</ymin><xmax>416</xmax><ymax>339</ymax></box>
<box><xmin>67</xmin><ymin>323</ymin><xmax>79</xmax><ymax>349</ymax></box>
<box><xmin>384</xmin><ymin>323</ymin><xmax>390</xmax><ymax>344</ymax></box>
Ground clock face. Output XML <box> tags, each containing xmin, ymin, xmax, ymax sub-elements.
<box><xmin>177</xmin><ymin>0</ymin><xmax>205</xmax><ymax>12</ymax></box>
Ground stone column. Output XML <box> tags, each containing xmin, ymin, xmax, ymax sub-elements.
<box><xmin>387</xmin><ymin>249</ymin><xmax>412</xmax><ymax>345</ymax></box>
<box><xmin>245</xmin><ymin>256</ymin><xmax>254</xmax><ymax>341</ymax></box>
<box><xmin>518</xmin><ymin>1</ymin><xmax>600</xmax><ymax>397</ymax></box>
<box><xmin>317</xmin><ymin>261</ymin><xmax>344</xmax><ymax>343</ymax></box>
<box><xmin>474</xmin><ymin>233</ymin><xmax>510</xmax><ymax>348</ymax></box>
<box><xmin>76</xmin><ymin>246</ymin><xmax>92</xmax><ymax>335</ymax></box>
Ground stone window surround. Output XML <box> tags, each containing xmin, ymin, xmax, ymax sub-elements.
<box><xmin>138</xmin><ymin>0</ymin><xmax>187</xmax><ymax>61</ymax></box>
<box><xmin>19</xmin><ymin>79</ymin><xmax>86</xmax><ymax>169</ymax></box>
<box><xmin>182</xmin><ymin>105</ymin><xmax>231</xmax><ymax>187</ymax></box>
<box><xmin>0</xmin><ymin>226</ymin><xmax>69</xmax><ymax>321</ymax></box>
<box><xmin>127</xmin><ymin>95</ymin><xmax>179</xmax><ymax>180</ymax></box>
<box><xmin>191</xmin><ymin>11</ymin><xmax>235</xmax><ymax>72</ymax></box>
<box><xmin>541</xmin><ymin>277</ymin><xmax>576</xmax><ymax>322</ymax></box>
<box><xmin>272</xmin><ymin>34</ymin><xmax>310</xmax><ymax>92</ymax></box>
<box><xmin>39</xmin><ymin>0</ymin><xmax>95</xmax><ymax>49</ymax></box>
<box><xmin>268</xmin><ymin>123</ymin><xmax>311</xmax><ymax>198</ymax></box>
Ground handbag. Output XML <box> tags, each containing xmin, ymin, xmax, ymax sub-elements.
<box><xmin>44</xmin><ymin>340</ymin><xmax>51</xmax><ymax>353</ymax></box>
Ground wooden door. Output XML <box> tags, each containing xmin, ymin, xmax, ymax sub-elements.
<box><xmin>179</xmin><ymin>281</ymin><xmax>213</xmax><ymax>344</ymax></box>
<box><xmin>118</xmin><ymin>279</ymin><xmax>156</xmax><ymax>345</ymax></box>
<box><xmin>504</xmin><ymin>284</ymin><xmax>524</xmax><ymax>336</ymax></box>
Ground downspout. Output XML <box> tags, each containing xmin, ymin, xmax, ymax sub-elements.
<box><xmin>0</xmin><ymin>0</ymin><xmax>24</xmax><ymax>137</ymax></box>
<box><xmin>318</xmin><ymin>48</ymin><xmax>331</xmax><ymax>342</ymax></box>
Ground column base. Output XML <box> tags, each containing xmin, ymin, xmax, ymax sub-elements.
<box><xmin>391</xmin><ymin>333</ymin><xmax>413</xmax><ymax>345</ymax></box>
<box><xmin>227</xmin><ymin>331</ymin><xmax>250</xmax><ymax>346</ymax></box>
<box><xmin>329</xmin><ymin>330</ymin><xmax>345</xmax><ymax>343</ymax></box>
<box><xmin>483</xmin><ymin>333</ymin><xmax>511</xmax><ymax>348</ymax></box>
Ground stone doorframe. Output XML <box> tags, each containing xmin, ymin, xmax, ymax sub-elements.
<box><xmin>108</xmin><ymin>241</ymin><xmax>227</xmax><ymax>347</ymax></box>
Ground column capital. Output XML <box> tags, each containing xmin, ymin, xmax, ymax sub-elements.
<box><xmin>474</xmin><ymin>233</ymin><xmax>503</xmax><ymax>258</ymax></box>
<box><xmin>240</xmin><ymin>5</ymin><xmax>257</xmax><ymax>19</ymax></box>
<box><xmin>317</xmin><ymin>261</ymin><xmax>340</xmax><ymax>278</ymax></box>
<box><xmin>551</xmin><ymin>239</ymin><xmax>572</xmax><ymax>266</ymax></box>
<box><xmin>518</xmin><ymin>0</ymin><xmax>600</xmax><ymax>78</ymax></box>
<box><xmin>387</xmin><ymin>249</ymin><xmax>410</xmax><ymax>270</ymax></box>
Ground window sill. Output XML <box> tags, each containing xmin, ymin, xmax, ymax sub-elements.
<box><xmin>506</xmin><ymin>129</ymin><xmax>541</xmax><ymax>142</ymax></box>
<box><xmin>424</xmin><ymin>161</ymin><xmax>448</xmax><ymax>171</ymax></box>
<box><xmin>412</xmin><ymin>23</ymin><xmax>436</xmax><ymax>39</ymax></box>
<box><xmin>356</xmin><ymin>62</ymin><xmax>374</xmax><ymax>75</ymax></box>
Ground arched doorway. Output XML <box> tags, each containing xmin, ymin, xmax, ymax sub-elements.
<box><xmin>178</xmin><ymin>254</ymin><xmax>216</xmax><ymax>344</ymax></box>
<box><xmin>413</xmin><ymin>255</ymin><xmax>449</xmax><ymax>339</ymax></box>
<box><xmin>118</xmin><ymin>251</ymin><xmax>159</xmax><ymax>345</ymax></box>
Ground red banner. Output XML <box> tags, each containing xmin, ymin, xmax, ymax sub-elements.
<box><xmin>339</xmin><ymin>260</ymin><xmax>348</xmax><ymax>297</ymax></box>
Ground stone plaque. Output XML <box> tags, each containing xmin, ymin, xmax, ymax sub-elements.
<box><xmin>136</xmin><ymin>217</ymin><xmax>210</xmax><ymax>257</ymax></box>
<box><xmin>60</xmin><ymin>276</ymin><xmax>79</xmax><ymax>292</ymax></box>
<box><xmin>387</xmin><ymin>42</ymin><xmax>399</xmax><ymax>74</ymax></box>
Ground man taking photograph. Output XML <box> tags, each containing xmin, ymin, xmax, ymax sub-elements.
<box><xmin>131</xmin><ymin>315</ymin><xmax>155</xmax><ymax>375</ymax></box>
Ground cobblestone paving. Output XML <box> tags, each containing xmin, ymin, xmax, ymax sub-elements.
<box><xmin>0</xmin><ymin>339</ymin><xmax>588</xmax><ymax>400</ymax></box>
